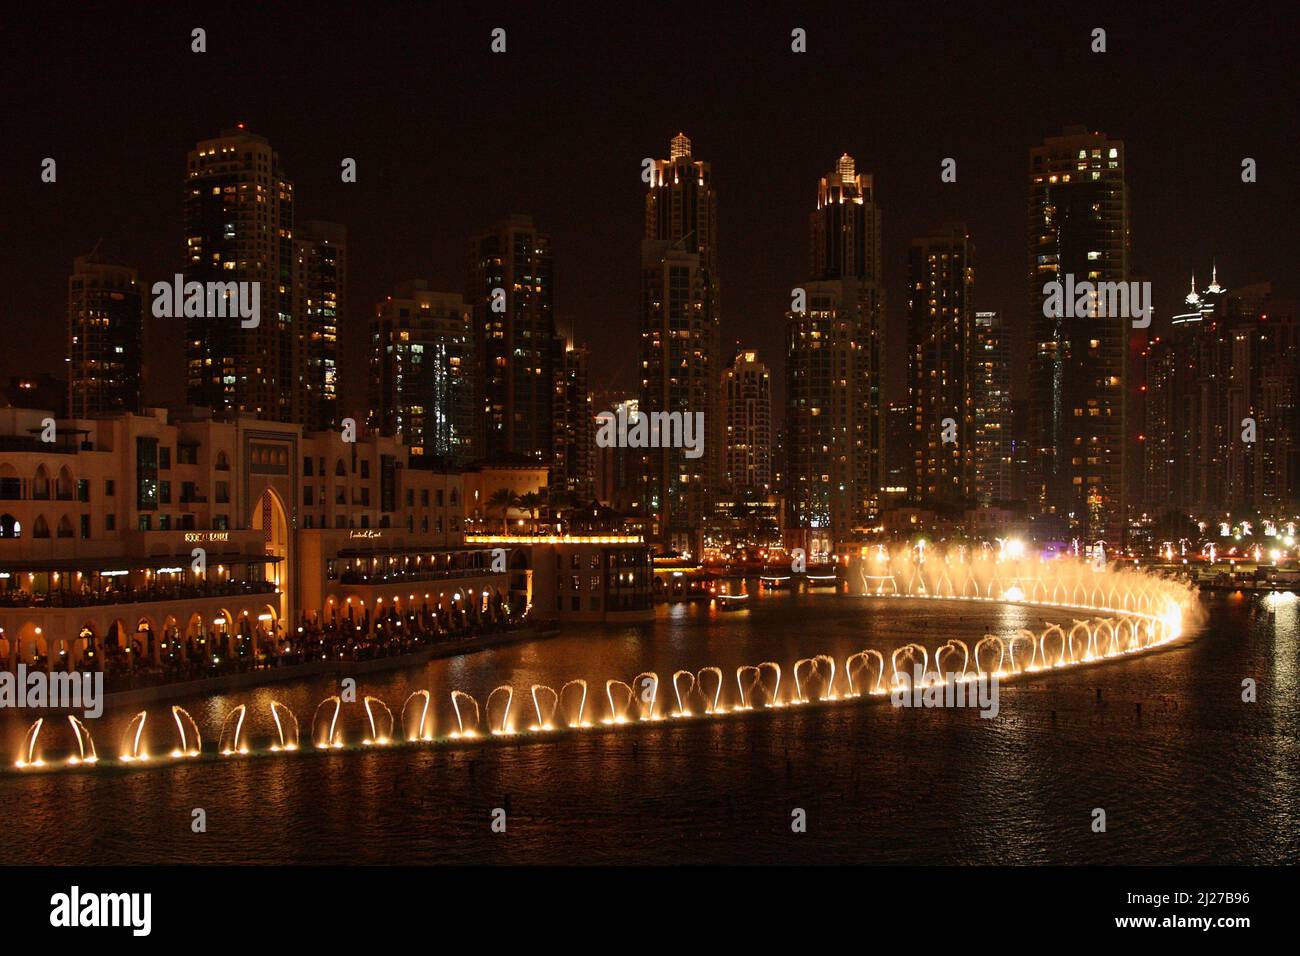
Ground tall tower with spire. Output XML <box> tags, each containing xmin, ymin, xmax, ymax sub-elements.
<box><xmin>785</xmin><ymin>154</ymin><xmax>885</xmax><ymax>548</ymax></box>
<box><xmin>639</xmin><ymin>133</ymin><xmax>721</xmax><ymax>554</ymax></box>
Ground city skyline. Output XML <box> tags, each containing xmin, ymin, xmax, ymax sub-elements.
<box><xmin>2</xmin><ymin>0</ymin><xmax>1298</xmax><ymax>911</ymax></box>
<box><xmin>4</xmin><ymin>6</ymin><xmax>1293</xmax><ymax>420</ymax></box>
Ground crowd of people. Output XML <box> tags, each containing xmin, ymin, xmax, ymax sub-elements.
<box><xmin>21</xmin><ymin>598</ymin><xmax>529</xmax><ymax>692</ymax></box>
<box><xmin>0</xmin><ymin>580</ymin><xmax>278</xmax><ymax>608</ymax></box>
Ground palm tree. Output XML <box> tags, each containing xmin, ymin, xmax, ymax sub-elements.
<box><xmin>487</xmin><ymin>488</ymin><xmax>517</xmax><ymax>535</ymax></box>
<box><xmin>517</xmin><ymin>492</ymin><xmax>543</xmax><ymax>534</ymax></box>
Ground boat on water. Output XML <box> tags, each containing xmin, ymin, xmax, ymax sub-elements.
<box><xmin>758</xmin><ymin>574</ymin><xmax>792</xmax><ymax>590</ymax></box>
<box><xmin>715</xmin><ymin>592</ymin><xmax>749</xmax><ymax>611</ymax></box>
<box><xmin>715</xmin><ymin>580</ymin><xmax>750</xmax><ymax>611</ymax></box>
<box><xmin>804</xmin><ymin>571</ymin><xmax>839</xmax><ymax>588</ymax></box>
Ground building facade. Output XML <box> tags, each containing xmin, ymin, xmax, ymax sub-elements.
<box><xmin>0</xmin><ymin>405</ymin><xmax>512</xmax><ymax>671</ymax></box>
<box><xmin>971</xmin><ymin>311</ymin><xmax>1013</xmax><ymax>504</ymax></box>
<box><xmin>721</xmin><ymin>350</ymin><xmax>772</xmax><ymax>493</ymax></box>
<box><xmin>908</xmin><ymin>225</ymin><xmax>975</xmax><ymax>509</ymax></box>
<box><xmin>67</xmin><ymin>253</ymin><xmax>144</xmax><ymax>419</ymax></box>
<box><xmin>1027</xmin><ymin>126</ymin><xmax>1130</xmax><ymax>542</ymax></box>
<box><xmin>639</xmin><ymin>133</ymin><xmax>721</xmax><ymax>553</ymax></box>
<box><xmin>467</xmin><ymin>215</ymin><xmax>559</xmax><ymax>464</ymax></box>
<box><xmin>1147</xmin><ymin>276</ymin><xmax>1298</xmax><ymax>517</ymax></box>
<box><xmin>369</xmin><ymin>281</ymin><xmax>476</xmax><ymax>464</ymax></box>
<box><xmin>291</xmin><ymin>221</ymin><xmax>345</xmax><ymax>432</ymax></box>
<box><xmin>184</xmin><ymin>128</ymin><xmax>295</xmax><ymax>422</ymax></box>
<box><xmin>785</xmin><ymin>154</ymin><xmax>884</xmax><ymax>543</ymax></box>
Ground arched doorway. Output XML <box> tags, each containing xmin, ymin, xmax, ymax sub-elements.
<box><xmin>251</xmin><ymin>487</ymin><xmax>290</xmax><ymax>624</ymax></box>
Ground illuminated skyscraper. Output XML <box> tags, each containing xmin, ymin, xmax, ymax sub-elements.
<box><xmin>971</xmin><ymin>311</ymin><xmax>1013</xmax><ymax>504</ymax></box>
<box><xmin>553</xmin><ymin>343</ymin><xmax>593</xmax><ymax>500</ymax></box>
<box><xmin>369</xmin><ymin>281</ymin><xmax>476</xmax><ymax>463</ymax></box>
<box><xmin>639</xmin><ymin>133</ymin><xmax>721</xmax><ymax>552</ymax></box>
<box><xmin>786</xmin><ymin>154</ymin><xmax>884</xmax><ymax>542</ymax></box>
<box><xmin>1147</xmin><ymin>274</ymin><xmax>1298</xmax><ymax>515</ymax></box>
<box><xmin>721</xmin><ymin>350</ymin><xmax>772</xmax><ymax>493</ymax></box>
<box><xmin>292</xmin><ymin>221</ymin><xmax>345</xmax><ymax>432</ymax></box>
<box><xmin>1027</xmin><ymin>126</ymin><xmax>1129</xmax><ymax>542</ymax></box>
<box><xmin>467</xmin><ymin>215</ymin><xmax>558</xmax><ymax>463</ymax></box>
<box><xmin>184</xmin><ymin>127</ymin><xmax>294</xmax><ymax>421</ymax></box>
<box><xmin>67</xmin><ymin>252</ymin><xmax>143</xmax><ymax>417</ymax></box>
<box><xmin>908</xmin><ymin>224</ymin><xmax>975</xmax><ymax>508</ymax></box>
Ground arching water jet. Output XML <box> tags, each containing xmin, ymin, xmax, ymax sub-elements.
<box><xmin>170</xmin><ymin>705</ymin><xmax>201</xmax><ymax>757</ymax></box>
<box><xmin>400</xmin><ymin>691</ymin><xmax>431</xmax><ymax>742</ymax></box>
<box><xmin>270</xmin><ymin>701</ymin><xmax>299</xmax><ymax>751</ymax></box>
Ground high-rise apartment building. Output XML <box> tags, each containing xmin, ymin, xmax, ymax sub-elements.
<box><xmin>639</xmin><ymin>133</ymin><xmax>721</xmax><ymax>552</ymax></box>
<box><xmin>369</xmin><ymin>281</ymin><xmax>476</xmax><ymax>463</ymax></box>
<box><xmin>184</xmin><ymin>127</ymin><xmax>294</xmax><ymax>421</ymax></box>
<box><xmin>721</xmin><ymin>350</ymin><xmax>772</xmax><ymax>493</ymax></box>
<box><xmin>292</xmin><ymin>221</ymin><xmax>345</xmax><ymax>432</ymax></box>
<box><xmin>1027</xmin><ymin>126</ymin><xmax>1129</xmax><ymax>542</ymax></box>
<box><xmin>467</xmin><ymin>215</ymin><xmax>558</xmax><ymax>463</ymax></box>
<box><xmin>67</xmin><ymin>252</ymin><xmax>144</xmax><ymax>417</ymax></box>
<box><xmin>553</xmin><ymin>343</ymin><xmax>593</xmax><ymax>500</ymax></box>
<box><xmin>785</xmin><ymin>154</ymin><xmax>884</xmax><ymax>539</ymax></box>
<box><xmin>971</xmin><ymin>311</ymin><xmax>1013</xmax><ymax>504</ymax></box>
<box><xmin>1147</xmin><ymin>275</ymin><xmax>1298</xmax><ymax>516</ymax></box>
<box><xmin>908</xmin><ymin>225</ymin><xmax>975</xmax><ymax>508</ymax></box>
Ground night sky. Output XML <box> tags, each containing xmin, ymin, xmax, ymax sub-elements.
<box><xmin>2</xmin><ymin>1</ymin><xmax>1294</xmax><ymax>417</ymax></box>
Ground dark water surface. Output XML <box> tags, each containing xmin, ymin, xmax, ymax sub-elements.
<box><xmin>1</xmin><ymin>591</ymin><xmax>1295</xmax><ymax>864</ymax></box>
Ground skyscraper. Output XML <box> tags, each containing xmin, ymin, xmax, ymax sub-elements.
<box><xmin>971</xmin><ymin>311</ymin><xmax>1013</xmax><ymax>504</ymax></box>
<box><xmin>1027</xmin><ymin>126</ymin><xmax>1129</xmax><ymax>542</ymax></box>
<box><xmin>184</xmin><ymin>127</ymin><xmax>294</xmax><ymax>421</ymax></box>
<box><xmin>292</xmin><ymin>221</ymin><xmax>345</xmax><ymax>432</ymax></box>
<box><xmin>1148</xmin><ymin>274</ymin><xmax>1298</xmax><ymax>516</ymax></box>
<box><xmin>639</xmin><ymin>133</ymin><xmax>721</xmax><ymax>552</ymax></box>
<box><xmin>467</xmin><ymin>215</ymin><xmax>559</xmax><ymax>463</ymax></box>
<box><xmin>369</xmin><ymin>281</ymin><xmax>476</xmax><ymax>463</ymax></box>
<box><xmin>908</xmin><ymin>225</ymin><xmax>975</xmax><ymax>508</ymax></box>
<box><xmin>67</xmin><ymin>252</ymin><xmax>143</xmax><ymax>417</ymax></box>
<box><xmin>721</xmin><ymin>350</ymin><xmax>772</xmax><ymax>493</ymax></box>
<box><xmin>785</xmin><ymin>154</ymin><xmax>884</xmax><ymax>542</ymax></box>
<box><xmin>553</xmin><ymin>343</ymin><xmax>593</xmax><ymax>500</ymax></box>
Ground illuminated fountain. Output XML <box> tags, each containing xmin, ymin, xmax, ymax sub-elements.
<box><xmin>844</xmin><ymin>650</ymin><xmax>885</xmax><ymax>697</ymax></box>
<box><xmin>558</xmin><ymin>679</ymin><xmax>589</xmax><ymax>728</ymax></box>
<box><xmin>632</xmin><ymin>672</ymin><xmax>659</xmax><ymax>721</ymax></box>
<box><xmin>450</xmin><ymin>690</ymin><xmax>481</xmax><ymax>738</ymax></box>
<box><xmin>486</xmin><ymin>686</ymin><xmax>514</xmax><ymax>735</ymax></box>
<box><xmin>671</xmin><ymin>670</ymin><xmax>696</xmax><ymax>717</ymax></box>
<box><xmin>9</xmin><ymin>552</ymin><xmax>1197</xmax><ymax>773</ymax></box>
<box><xmin>170</xmin><ymin>706</ymin><xmax>202</xmax><ymax>758</ymax></box>
<box><xmin>67</xmin><ymin>716</ymin><xmax>98</xmax><ymax>765</ymax></box>
<box><xmin>362</xmin><ymin>696</ymin><xmax>393</xmax><ymax>745</ymax></box>
<box><xmin>401</xmin><ymin>690</ymin><xmax>432</xmax><ymax>742</ymax></box>
<box><xmin>312</xmin><ymin>696</ymin><xmax>344</xmax><ymax>749</ymax></box>
<box><xmin>120</xmin><ymin>711</ymin><xmax>149</xmax><ymax>762</ymax></box>
<box><xmin>15</xmin><ymin>715</ymin><xmax>99</xmax><ymax>768</ymax></box>
<box><xmin>218</xmin><ymin>704</ymin><xmax>248</xmax><ymax>755</ymax></box>
<box><xmin>15</xmin><ymin>718</ymin><xmax>44</xmax><ymax>768</ymax></box>
<box><xmin>529</xmin><ymin>684</ymin><xmax>558</xmax><ymax>731</ymax></box>
<box><xmin>270</xmin><ymin>701</ymin><xmax>300</xmax><ymax>751</ymax></box>
<box><xmin>603</xmin><ymin>680</ymin><xmax>635</xmax><ymax>725</ymax></box>
<box><xmin>735</xmin><ymin>665</ymin><xmax>761</xmax><ymax>710</ymax></box>
<box><xmin>697</xmin><ymin>667</ymin><xmax>724</xmax><ymax>714</ymax></box>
